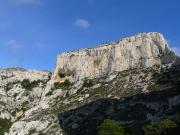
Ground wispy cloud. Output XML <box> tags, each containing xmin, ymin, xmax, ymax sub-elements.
<box><xmin>172</xmin><ymin>47</ymin><xmax>180</xmax><ymax>55</ymax></box>
<box><xmin>6</xmin><ymin>40</ymin><xmax>23</xmax><ymax>52</ymax></box>
<box><xmin>6</xmin><ymin>0</ymin><xmax>41</xmax><ymax>5</ymax></box>
<box><xmin>36</xmin><ymin>42</ymin><xmax>46</xmax><ymax>50</ymax></box>
<box><xmin>74</xmin><ymin>19</ymin><xmax>90</xmax><ymax>29</ymax></box>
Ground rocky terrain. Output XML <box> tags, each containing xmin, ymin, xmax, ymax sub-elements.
<box><xmin>0</xmin><ymin>32</ymin><xmax>180</xmax><ymax>135</ymax></box>
<box><xmin>58</xmin><ymin>64</ymin><xmax>180</xmax><ymax>135</ymax></box>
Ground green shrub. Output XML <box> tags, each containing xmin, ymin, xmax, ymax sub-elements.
<box><xmin>83</xmin><ymin>79</ymin><xmax>93</xmax><ymax>87</ymax></box>
<box><xmin>98</xmin><ymin>119</ymin><xmax>127</xmax><ymax>135</ymax></box>
<box><xmin>21</xmin><ymin>79</ymin><xmax>41</xmax><ymax>90</ymax></box>
<box><xmin>0</xmin><ymin>118</ymin><xmax>12</xmax><ymax>135</ymax></box>
<box><xmin>143</xmin><ymin>119</ymin><xmax>177</xmax><ymax>135</ymax></box>
<box><xmin>53</xmin><ymin>80</ymin><xmax>72</xmax><ymax>90</ymax></box>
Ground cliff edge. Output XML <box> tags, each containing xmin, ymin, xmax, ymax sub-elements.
<box><xmin>53</xmin><ymin>32</ymin><xmax>178</xmax><ymax>82</ymax></box>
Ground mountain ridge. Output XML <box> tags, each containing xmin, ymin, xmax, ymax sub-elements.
<box><xmin>53</xmin><ymin>32</ymin><xmax>178</xmax><ymax>82</ymax></box>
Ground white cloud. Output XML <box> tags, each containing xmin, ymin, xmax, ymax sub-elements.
<box><xmin>172</xmin><ymin>47</ymin><xmax>180</xmax><ymax>55</ymax></box>
<box><xmin>74</xmin><ymin>19</ymin><xmax>90</xmax><ymax>29</ymax></box>
<box><xmin>6</xmin><ymin>40</ymin><xmax>23</xmax><ymax>51</ymax></box>
<box><xmin>6</xmin><ymin>0</ymin><xmax>41</xmax><ymax>5</ymax></box>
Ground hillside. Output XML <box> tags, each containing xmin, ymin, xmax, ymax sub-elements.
<box><xmin>0</xmin><ymin>32</ymin><xmax>180</xmax><ymax>135</ymax></box>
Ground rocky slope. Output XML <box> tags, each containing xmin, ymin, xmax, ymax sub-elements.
<box><xmin>0</xmin><ymin>68</ymin><xmax>53</xmax><ymax>134</ymax></box>
<box><xmin>58</xmin><ymin>64</ymin><xmax>180</xmax><ymax>135</ymax></box>
<box><xmin>0</xmin><ymin>32</ymin><xmax>180</xmax><ymax>135</ymax></box>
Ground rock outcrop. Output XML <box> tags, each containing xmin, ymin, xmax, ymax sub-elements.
<box><xmin>53</xmin><ymin>32</ymin><xmax>178</xmax><ymax>82</ymax></box>
<box><xmin>0</xmin><ymin>68</ymin><xmax>53</xmax><ymax>135</ymax></box>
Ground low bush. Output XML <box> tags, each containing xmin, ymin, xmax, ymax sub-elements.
<box><xmin>53</xmin><ymin>80</ymin><xmax>72</xmax><ymax>90</ymax></box>
<box><xmin>21</xmin><ymin>79</ymin><xmax>42</xmax><ymax>90</ymax></box>
<box><xmin>98</xmin><ymin>119</ymin><xmax>129</xmax><ymax>135</ymax></box>
<box><xmin>143</xmin><ymin>119</ymin><xmax>177</xmax><ymax>135</ymax></box>
<box><xmin>0</xmin><ymin>118</ymin><xmax>12</xmax><ymax>135</ymax></box>
<box><xmin>83</xmin><ymin>79</ymin><xmax>93</xmax><ymax>87</ymax></box>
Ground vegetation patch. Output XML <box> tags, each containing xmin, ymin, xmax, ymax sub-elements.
<box><xmin>53</xmin><ymin>79</ymin><xmax>73</xmax><ymax>90</ymax></box>
<box><xmin>83</xmin><ymin>79</ymin><xmax>93</xmax><ymax>87</ymax></box>
<box><xmin>0</xmin><ymin>118</ymin><xmax>12</xmax><ymax>135</ymax></box>
<box><xmin>143</xmin><ymin>119</ymin><xmax>177</xmax><ymax>135</ymax></box>
<box><xmin>91</xmin><ymin>86</ymin><xmax>105</xmax><ymax>96</ymax></box>
<box><xmin>98</xmin><ymin>119</ymin><xmax>130</xmax><ymax>135</ymax></box>
<box><xmin>21</xmin><ymin>79</ymin><xmax>43</xmax><ymax>91</ymax></box>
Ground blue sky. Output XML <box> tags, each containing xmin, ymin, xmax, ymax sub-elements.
<box><xmin>0</xmin><ymin>0</ymin><xmax>180</xmax><ymax>71</ymax></box>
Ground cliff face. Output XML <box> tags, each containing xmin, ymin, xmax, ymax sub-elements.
<box><xmin>53</xmin><ymin>32</ymin><xmax>177</xmax><ymax>82</ymax></box>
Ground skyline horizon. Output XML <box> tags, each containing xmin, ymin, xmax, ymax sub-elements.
<box><xmin>0</xmin><ymin>0</ymin><xmax>180</xmax><ymax>70</ymax></box>
<box><xmin>1</xmin><ymin>31</ymin><xmax>179</xmax><ymax>71</ymax></box>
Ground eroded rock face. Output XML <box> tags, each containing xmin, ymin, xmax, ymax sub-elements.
<box><xmin>53</xmin><ymin>32</ymin><xmax>177</xmax><ymax>81</ymax></box>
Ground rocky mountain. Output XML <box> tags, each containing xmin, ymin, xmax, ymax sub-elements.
<box><xmin>53</xmin><ymin>32</ymin><xmax>178</xmax><ymax>82</ymax></box>
<box><xmin>0</xmin><ymin>32</ymin><xmax>180</xmax><ymax>135</ymax></box>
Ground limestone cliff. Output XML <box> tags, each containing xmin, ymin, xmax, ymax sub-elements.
<box><xmin>53</xmin><ymin>32</ymin><xmax>177</xmax><ymax>82</ymax></box>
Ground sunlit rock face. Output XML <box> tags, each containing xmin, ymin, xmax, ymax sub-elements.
<box><xmin>53</xmin><ymin>32</ymin><xmax>177</xmax><ymax>81</ymax></box>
